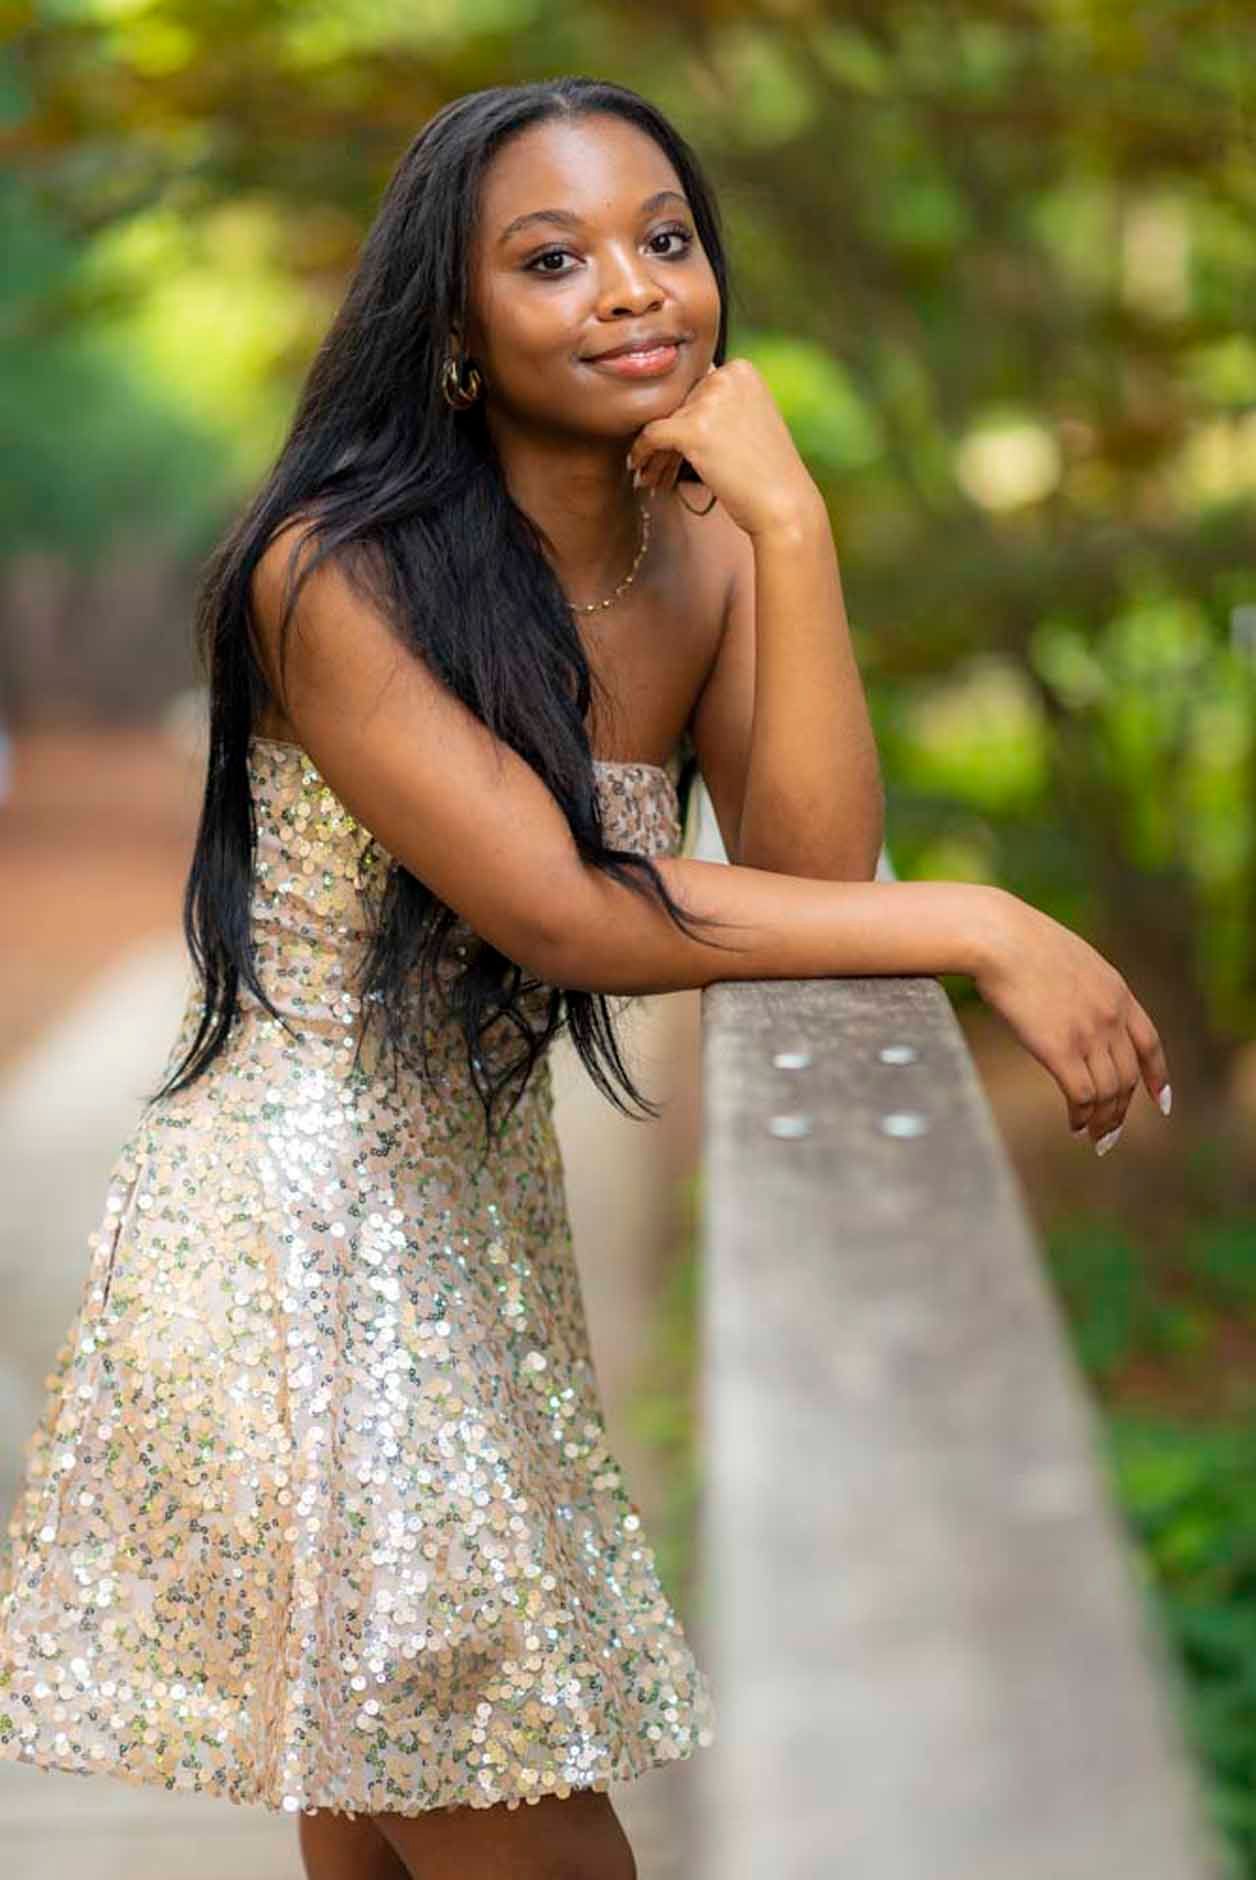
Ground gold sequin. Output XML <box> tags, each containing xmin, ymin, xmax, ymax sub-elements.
<box><xmin>0</xmin><ymin>736</ymin><xmax>714</xmax><ymax>1816</ymax></box>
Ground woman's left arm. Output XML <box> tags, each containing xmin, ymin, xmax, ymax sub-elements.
<box><xmin>734</xmin><ymin>497</ymin><xmax>884</xmax><ymax>879</ymax></box>
<box><xmin>629</xmin><ymin>357</ymin><xmax>885</xmax><ymax>880</ymax></box>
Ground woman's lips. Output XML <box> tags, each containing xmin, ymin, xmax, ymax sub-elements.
<box><xmin>584</xmin><ymin>341</ymin><xmax>682</xmax><ymax>378</ymax></box>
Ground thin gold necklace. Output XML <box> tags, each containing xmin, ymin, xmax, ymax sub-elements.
<box><xmin>566</xmin><ymin>491</ymin><xmax>652</xmax><ymax>614</ymax></box>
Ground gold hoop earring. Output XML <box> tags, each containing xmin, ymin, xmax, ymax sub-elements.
<box><xmin>676</xmin><ymin>481</ymin><xmax>717</xmax><ymax>516</ymax></box>
<box><xmin>441</xmin><ymin>353</ymin><xmax>483</xmax><ymax>409</ymax></box>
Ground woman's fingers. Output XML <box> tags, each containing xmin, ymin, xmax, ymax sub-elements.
<box><xmin>1064</xmin><ymin>1043</ymin><xmax>1099</xmax><ymax>1138</ymax></box>
<box><xmin>1125</xmin><ymin>994</ymin><xmax>1173</xmax><ymax>1113</ymax></box>
<box><xmin>1064</xmin><ymin>1043</ymin><xmax>1115</xmax><ymax>1144</ymax></box>
<box><xmin>1069</xmin><ymin>1006</ymin><xmax>1171</xmax><ymax>1153</ymax></box>
<box><xmin>1087</xmin><ymin>1042</ymin><xmax>1124</xmax><ymax>1145</ymax></box>
<box><xmin>1093</xmin><ymin>1033</ymin><xmax>1140</xmax><ymax>1153</ymax></box>
<box><xmin>635</xmin><ymin>446</ymin><xmax>683</xmax><ymax>492</ymax></box>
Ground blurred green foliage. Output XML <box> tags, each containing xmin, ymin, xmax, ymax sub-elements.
<box><xmin>0</xmin><ymin>169</ymin><xmax>231</xmax><ymax>562</ymax></box>
<box><xmin>1042</xmin><ymin>1208</ymin><xmax>1256</xmax><ymax>1870</ymax></box>
<box><xmin>621</xmin><ymin>1170</ymin><xmax>706</xmax><ymax>1621</ymax></box>
<box><xmin>1042</xmin><ymin>1207</ymin><xmax>1256</xmax><ymax>1403</ymax></box>
<box><xmin>1044</xmin><ymin>1210</ymin><xmax>1256</xmax><ymax>1872</ymax></box>
<box><xmin>3</xmin><ymin>2</ymin><xmax>1254</xmax><ymax>1066</ymax></box>
<box><xmin>1105</xmin><ymin>1415</ymin><xmax>1256</xmax><ymax>1873</ymax></box>
<box><xmin>1048</xmin><ymin>1210</ymin><xmax>1212</xmax><ymax>1381</ymax></box>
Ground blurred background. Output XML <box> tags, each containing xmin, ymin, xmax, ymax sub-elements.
<box><xmin>1</xmin><ymin>2</ymin><xmax>1254</xmax><ymax>1875</ymax></box>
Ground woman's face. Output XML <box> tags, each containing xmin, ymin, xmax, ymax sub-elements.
<box><xmin>463</xmin><ymin>113</ymin><xmax>721</xmax><ymax>443</ymax></box>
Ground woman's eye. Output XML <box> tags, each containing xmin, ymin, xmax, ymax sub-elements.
<box><xmin>524</xmin><ymin>226</ymin><xmax>694</xmax><ymax>275</ymax></box>
<box><xmin>526</xmin><ymin>250</ymin><xmax>573</xmax><ymax>275</ymax></box>
<box><xmin>649</xmin><ymin>226</ymin><xmax>694</xmax><ymax>258</ymax></box>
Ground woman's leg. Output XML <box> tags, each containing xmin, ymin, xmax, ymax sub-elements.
<box><xmin>297</xmin><ymin>1806</ymin><xmax>411</xmax><ymax>1880</ymax></box>
<box><xmin>373</xmin><ymin>1786</ymin><xmax>638</xmax><ymax>1880</ymax></box>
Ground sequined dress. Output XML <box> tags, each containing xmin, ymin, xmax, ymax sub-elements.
<box><xmin>0</xmin><ymin>733</ymin><xmax>715</xmax><ymax>1817</ymax></box>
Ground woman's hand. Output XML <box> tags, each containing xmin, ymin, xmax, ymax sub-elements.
<box><xmin>625</xmin><ymin>359</ymin><xmax>821</xmax><ymax>538</ymax></box>
<box><xmin>974</xmin><ymin>890</ymin><xmax>1173</xmax><ymax>1154</ymax></box>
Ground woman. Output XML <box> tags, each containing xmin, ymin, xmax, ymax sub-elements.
<box><xmin>0</xmin><ymin>76</ymin><xmax>1171</xmax><ymax>1880</ymax></box>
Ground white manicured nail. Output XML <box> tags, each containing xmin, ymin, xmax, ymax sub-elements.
<box><xmin>1158</xmin><ymin>1084</ymin><xmax>1173</xmax><ymax>1117</ymax></box>
<box><xmin>1095</xmin><ymin>1124</ymin><xmax>1124</xmax><ymax>1156</ymax></box>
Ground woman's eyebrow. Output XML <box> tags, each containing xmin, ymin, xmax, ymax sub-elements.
<box><xmin>497</xmin><ymin>188</ymin><xmax>690</xmax><ymax>245</ymax></box>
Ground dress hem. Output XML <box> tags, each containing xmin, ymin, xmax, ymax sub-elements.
<box><xmin>0</xmin><ymin>1725</ymin><xmax>715</xmax><ymax>1817</ymax></box>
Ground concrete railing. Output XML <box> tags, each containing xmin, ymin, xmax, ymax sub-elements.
<box><xmin>693</xmin><ymin>970</ymin><xmax>1229</xmax><ymax>1880</ymax></box>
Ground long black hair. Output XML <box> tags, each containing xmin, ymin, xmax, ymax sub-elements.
<box><xmin>146</xmin><ymin>76</ymin><xmax>747</xmax><ymax>1167</ymax></box>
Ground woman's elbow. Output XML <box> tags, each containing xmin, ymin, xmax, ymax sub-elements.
<box><xmin>506</xmin><ymin>876</ymin><xmax>599</xmax><ymax>989</ymax></box>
